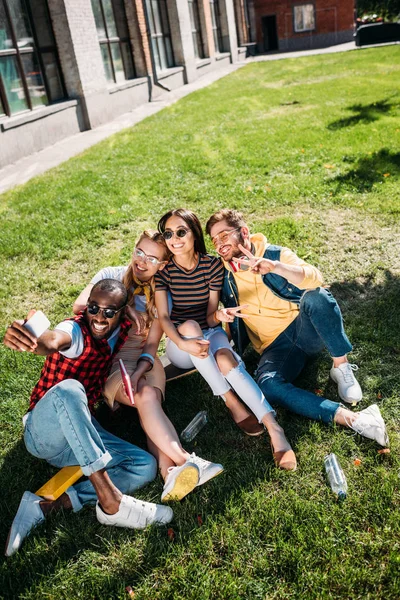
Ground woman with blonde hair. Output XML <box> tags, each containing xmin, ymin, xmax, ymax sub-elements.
<box><xmin>74</xmin><ymin>230</ymin><xmax>223</xmax><ymax>502</ymax></box>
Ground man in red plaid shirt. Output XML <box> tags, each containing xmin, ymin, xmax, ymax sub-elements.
<box><xmin>3</xmin><ymin>279</ymin><xmax>172</xmax><ymax>557</ymax></box>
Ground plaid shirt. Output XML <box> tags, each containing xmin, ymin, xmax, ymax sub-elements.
<box><xmin>29</xmin><ymin>313</ymin><xmax>131</xmax><ymax>414</ymax></box>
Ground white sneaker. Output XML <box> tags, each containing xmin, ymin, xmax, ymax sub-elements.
<box><xmin>96</xmin><ymin>495</ymin><xmax>173</xmax><ymax>529</ymax></box>
<box><xmin>189</xmin><ymin>453</ymin><xmax>224</xmax><ymax>487</ymax></box>
<box><xmin>350</xmin><ymin>404</ymin><xmax>390</xmax><ymax>447</ymax></box>
<box><xmin>161</xmin><ymin>461</ymin><xmax>199</xmax><ymax>502</ymax></box>
<box><xmin>330</xmin><ymin>363</ymin><xmax>363</xmax><ymax>404</ymax></box>
<box><xmin>5</xmin><ymin>491</ymin><xmax>45</xmax><ymax>557</ymax></box>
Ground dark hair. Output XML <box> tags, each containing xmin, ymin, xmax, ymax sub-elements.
<box><xmin>205</xmin><ymin>209</ymin><xmax>247</xmax><ymax>236</ymax></box>
<box><xmin>158</xmin><ymin>208</ymin><xmax>207</xmax><ymax>254</ymax></box>
<box><xmin>91</xmin><ymin>278</ymin><xmax>128</xmax><ymax>307</ymax></box>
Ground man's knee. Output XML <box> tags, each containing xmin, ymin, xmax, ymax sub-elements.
<box><xmin>301</xmin><ymin>287</ymin><xmax>335</xmax><ymax>312</ymax></box>
<box><xmin>177</xmin><ymin>320</ymin><xmax>203</xmax><ymax>338</ymax></box>
<box><xmin>52</xmin><ymin>379</ymin><xmax>89</xmax><ymax>411</ymax></box>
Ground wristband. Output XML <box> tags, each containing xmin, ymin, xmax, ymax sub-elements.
<box><xmin>139</xmin><ymin>352</ymin><xmax>154</xmax><ymax>364</ymax></box>
<box><xmin>214</xmin><ymin>310</ymin><xmax>221</xmax><ymax>323</ymax></box>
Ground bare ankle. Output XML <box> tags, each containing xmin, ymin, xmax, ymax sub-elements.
<box><xmin>332</xmin><ymin>356</ymin><xmax>348</xmax><ymax>368</ymax></box>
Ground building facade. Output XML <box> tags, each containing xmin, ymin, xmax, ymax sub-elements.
<box><xmin>0</xmin><ymin>0</ymin><xmax>252</xmax><ymax>168</ymax></box>
<box><xmin>249</xmin><ymin>0</ymin><xmax>354</xmax><ymax>52</ymax></box>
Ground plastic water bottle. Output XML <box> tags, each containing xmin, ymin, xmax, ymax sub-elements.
<box><xmin>324</xmin><ymin>453</ymin><xmax>348</xmax><ymax>500</ymax></box>
<box><xmin>181</xmin><ymin>411</ymin><xmax>208</xmax><ymax>442</ymax></box>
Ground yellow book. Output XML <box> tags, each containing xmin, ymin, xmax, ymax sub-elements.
<box><xmin>36</xmin><ymin>465</ymin><xmax>83</xmax><ymax>500</ymax></box>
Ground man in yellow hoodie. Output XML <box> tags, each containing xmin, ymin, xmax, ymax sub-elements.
<box><xmin>206</xmin><ymin>209</ymin><xmax>389</xmax><ymax>447</ymax></box>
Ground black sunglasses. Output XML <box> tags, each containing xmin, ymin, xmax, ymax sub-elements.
<box><xmin>86</xmin><ymin>303</ymin><xmax>126</xmax><ymax>319</ymax></box>
<box><xmin>162</xmin><ymin>227</ymin><xmax>189</xmax><ymax>241</ymax></box>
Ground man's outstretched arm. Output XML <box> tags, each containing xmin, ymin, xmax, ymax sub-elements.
<box><xmin>3</xmin><ymin>311</ymin><xmax>72</xmax><ymax>355</ymax></box>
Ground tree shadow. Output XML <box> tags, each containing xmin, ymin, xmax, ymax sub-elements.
<box><xmin>327</xmin><ymin>98</ymin><xmax>397</xmax><ymax>130</ymax></box>
<box><xmin>329</xmin><ymin>148</ymin><xmax>400</xmax><ymax>193</ymax></box>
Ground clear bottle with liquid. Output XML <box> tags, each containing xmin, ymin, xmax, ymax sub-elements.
<box><xmin>181</xmin><ymin>411</ymin><xmax>208</xmax><ymax>442</ymax></box>
<box><xmin>324</xmin><ymin>453</ymin><xmax>348</xmax><ymax>500</ymax></box>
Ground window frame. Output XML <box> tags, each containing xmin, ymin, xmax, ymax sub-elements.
<box><xmin>146</xmin><ymin>0</ymin><xmax>174</xmax><ymax>72</ymax></box>
<box><xmin>92</xmin><ymin>0</ymin><xmax>136</xmax><ymax>84</ymax></box>
<box><xmin>293</xmin><ymin>3</ymin><xmax>316</xmax><ymax>33</ymax></box>
<box><xmin>0</xmin><ymin>0</ymin><xmax>66</xmax><ymax>117</ymax></box>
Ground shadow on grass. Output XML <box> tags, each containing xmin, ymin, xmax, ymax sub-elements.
<box><xmin>330</xmin><ymin>148</ymin><xmax>400</xmax><ymax>193</ymax></box>
<box><xmin>327</xmin><ymin>98</ymin><xmax>397</xmax><ymax>130</ymax></box>
<box><xmin>0</xmin><ymin>272</ymin><xmax>399</xmax><ymax>598</ymax></box>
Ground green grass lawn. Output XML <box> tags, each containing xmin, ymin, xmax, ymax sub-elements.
<box><xmin>1</xmin><ymin>46</ymin><xmax>400</xmax><ymax>599</ymax></box>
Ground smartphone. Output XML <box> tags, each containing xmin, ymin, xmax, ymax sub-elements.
<box><xmin>24</xmin><ymin>310</ymin><xmax>50</xmax><ymax>338</ymax></box>
<box><xmin>119</xmin><ymin>359</ymin><xmax>135</xmax><ymax>405</ymax></box>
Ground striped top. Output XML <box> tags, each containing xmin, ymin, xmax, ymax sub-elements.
<box><xmin>155</xmin><ymin>254</ymin><xmax>224</xmax><ymax>329</ymax></box>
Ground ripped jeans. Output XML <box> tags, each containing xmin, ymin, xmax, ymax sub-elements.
<box><xmin>255</xmin><ymin>288</ymin><xmax>352</xmax><ymax>424</ymax></box>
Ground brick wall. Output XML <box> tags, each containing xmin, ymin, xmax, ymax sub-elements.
<box><xmin>253</xmin><ymin>0</ymin><xmax>355</xmax><ymax>47</ymax></box>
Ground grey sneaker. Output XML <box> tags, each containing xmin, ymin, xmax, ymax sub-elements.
<box><xmin>96</xmin><ymin>495</ymin><xmax>173</xmax><ymax>529</ymax></box>
<box><xmin>5</xmin><ymin>491</ymin><xmax>45</xmax><ymax>557</ymax></box>
<box><xmin>350</xmin><ymin>404</ymin><xmax>389</xmax><ymax>447</ymax></box>
<box><xmin>161</xmin><ymin>461</ymin><xmax>199</xmax><ymax>502</ymax></box>
<box><xmin>189</xmin><ymin>453</ymin><xmax>224</xmax><ymax>487</ymax></box>
<box><xmin>330</xmin><ymin>363</ymin><xmax>363</xmax><ymax>404</ymax></box>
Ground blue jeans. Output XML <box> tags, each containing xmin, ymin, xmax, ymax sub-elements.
<box><xmin>24</xmin><ymin>379</ymin><xmax>157</xmax><ymax>512</ymax></box>
<box><xmin>255</xmin><ymin>288</ymin><xmax>352</xmax><ymax>424</ymax></box>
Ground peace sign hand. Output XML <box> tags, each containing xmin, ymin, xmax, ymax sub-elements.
<box><xmin>215</xmin><ymin>305</ymin><xmax>249</xmax><ymax>323</ymax></box>
<box><xmin>232</xmin><ymin>244</ymin><xmax>278</xmax><ymax>275</ymax></box>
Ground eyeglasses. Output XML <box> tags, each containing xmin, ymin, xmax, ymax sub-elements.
<box><xmin>211</xmin><ymin>228</ymin><xmax>241</xmax><ymax>247</ymax></box>
<box><xmin>86</xmin><ymin>303</ymin><xmax>126</xmax><ymax>319</ymax></box>
<box><xmin>133</xmin><ymin>247</ymin><xmax>164</xmax><ymax>266</ymax></box>
<box><xmin>162</xmin><ymin>227</ymin><xmax>190</xmax><ymax>241</ymax></box>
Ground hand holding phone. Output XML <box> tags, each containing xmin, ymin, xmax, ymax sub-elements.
<box><xmin>119</xmin><ymin>359</ymin><xmax>135</xmax><ymax>405</ymax></box>
<box><xmin>24</xmin><ymin>310</ymin><xmax>50</xmax><ymax>338</ymax></box>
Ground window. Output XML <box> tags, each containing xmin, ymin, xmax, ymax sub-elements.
<box><xmin>91</xmin><ymin>0</ymin><xmax>135</xmax><ymax>84</ymax></box>
<box><xmin>209</xmin><ymin>0</ymin><xmax>223</xmax><ymax>53</ymax></box>
<box><xmin>293</xmin><ymin>4</ymin><xmax>315</xmax><ymax>32</ymax></box>
<box><xmin>188</xmin><ymin>0</ymin><xmax>205</xmax><ymax>59</ymax></box>
<box><xmin>146</xmin><ymin>0</ymin><xmax>174</xmax><ymax>71</ymax></box>
<box><xmin>0</xmin><ymin>0</ymin><xmax>65</xmax><ymax>117</ymax></box>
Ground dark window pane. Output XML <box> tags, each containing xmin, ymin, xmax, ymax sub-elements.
<box><xmin>110</xmin><ymin>42</ymin><xmax>124</xmax><ymax>82</ymax></box>
<box><xmin>0</xmin><ymin>2</ymin><xmax>14</xmax><ymax>50</ymax></box>
<box><xmin>0</xmin><ymin>97</ymin><xmax>5</xmax><ymax>115</ymax></box>
<box><xmin>100</xmin><ymin>43</ymin><xmax>114</xmax><ymax>82</ymax></box>
<box><xmin>41</xmin><ymin>51</ymin><xmax>63</xmax><ymax>101</ymax></box>
<box><xmin>112</xmin><ymin>0</ymin><xmax>129</xmax><ymax>38</ymax></box>
<box><xmin>91</xmin><ymin>0</ymin><xmax>106</xmax><ymax>38</ymax></box>
<box><xmin>164</xmin><ymin>35</ymin><xmax>173</xmax><ymax>67</ymax></box>
<box><xmin>159</xmin><ymin>0</ymin><xmax>170</xmax><ymax>35</ymax></box>
<box><xmin>102</xmin><ymin>0</ymin><xmax>117</xmax><ymax>37</ymax></box>
<box><xmin>120</xmin><ymin>41</ymin><xmax>134</xmax><ymax>79</ymax></box>
<box><xmin>28</xmin><ymin>0</ymin><xmax>54</xmax><ymax>47</ymax></box>
<box><xmin>21</xmin><ymin>51</ymin><xmax>47</xmax><ymax>107</ymax></box>
<box><xmin>0</xmin><ymin>55</ymin><xmax>28</xmax><ymax>113</ymax></box>
<box><xmin>8</xmin><ymin>0</ymin><xmax>34</xmax><ymax>47</ymax></box>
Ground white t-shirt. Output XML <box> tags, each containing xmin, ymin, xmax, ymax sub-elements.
<box><xmin>90</xmin><ymin>265</ymin><xmax>147</xmax><ymax>313</ymax></box>
<box><xmin>54</xmin><ymin>320</ymin><xmax>120</xmax><ymax>359</ymax></box>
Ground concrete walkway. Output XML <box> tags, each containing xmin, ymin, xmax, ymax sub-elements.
<box><xmin>0</xmin><ymin>41</ymin><xmax>361</xmax><ymax>195</ymax></box>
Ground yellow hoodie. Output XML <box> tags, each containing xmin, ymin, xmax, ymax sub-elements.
<box><xmin>225</xmin><ymin>234</ymin><xmax>324</xmax><ymax>353</ymax></box>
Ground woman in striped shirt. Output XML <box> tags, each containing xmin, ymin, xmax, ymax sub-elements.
<box><xmin>155</xmin><ymin>209</ymin><xmax>296</xmax><ymax>471</ymax></box>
